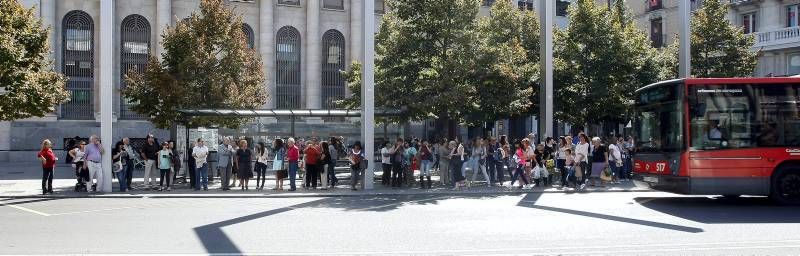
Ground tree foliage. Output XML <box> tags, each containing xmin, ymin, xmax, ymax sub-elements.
<box><xmin>124</xmin><ymin>0</ymin><xmax>266</xmax><ymax>129</ymax></box>
<box><xmin>471</xmin><ymin>0</ymin><xmax>540</xmax><ymax>123</ymax></box>
<box><xmin>660</xmin><ymin>0</ymin><xmax>758</xmax><ymax>78</ymax></box>
<box><xmin>554</xmin><ymin>0</ymin><xmax>660</xmax><ymax>125</ymax></box>
<box><xmin>0</xmin><ymin>0</ymin><xmax>69</xmax><ymax>120</ymax></box>
<box><xmin>341</xmin><ymin>0</ymin><xmax>541</xmax><ymax>126</ymax></box>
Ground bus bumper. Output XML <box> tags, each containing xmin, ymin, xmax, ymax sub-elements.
<box><xmin>633</xmin><ymin>173</ymin><xmax>691</xmax><ymax>195</ymax></box>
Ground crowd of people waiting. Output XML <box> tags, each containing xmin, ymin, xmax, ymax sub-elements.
<box><xmin>378</xmin><ymin>132</ymin><xmax>636</xmax><ymax>190</ymax></box>
<box><xmin>36</xmin><ymin>131</ymin><xmax>636</xmax><ymax>194</ymax></box>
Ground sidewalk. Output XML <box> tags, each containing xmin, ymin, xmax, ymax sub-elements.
<box><xmin>0</xmin><ymin>162</ymin><xmax>651</xmax><ymax>198</ymax></box>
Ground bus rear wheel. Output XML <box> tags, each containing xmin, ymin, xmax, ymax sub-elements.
<box><xmin>771</xmin><ymin>168</ymin><xmax>800</xmax><ymax>206</ymax></box>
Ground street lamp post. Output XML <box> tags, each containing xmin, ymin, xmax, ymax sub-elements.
<box><xmin>679</xmin><ymin>0</ymin><xmax>691</xmax><ymax>78</ymax></box>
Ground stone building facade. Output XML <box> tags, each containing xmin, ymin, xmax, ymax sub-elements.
<box><xmin>1</xmin><ymin>0</ymin><xmax>571</xmax><ymax>161</ymax></box>
<box><xmin>628</xmin><ymin>0</ymin><xmax>800</xmax><ymax>77</ymax></box>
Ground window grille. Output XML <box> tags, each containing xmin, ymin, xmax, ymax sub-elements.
<box><xmin>120</xmin><ymin>14</ymin><xmax>151</xmax><ymax>120</ymax></box>
<box><xmin>61</xmin><ymin>10</ymin><xmax>94</xmax><ymax>120</ymax></box>
<box><xmin>276</xmin><ymin>26</ymin><xmax>302</xmax><ymax>110</ymax></box>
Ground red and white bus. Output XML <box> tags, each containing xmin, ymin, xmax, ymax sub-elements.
<box><xmin>633</xmin><ymin>78</ymin><xmax>800</xmax><ymax>204</ymax></box>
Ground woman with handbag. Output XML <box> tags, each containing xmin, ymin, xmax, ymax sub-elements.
<box><xmin>234</xmin><ymin>139</ymin><xmax>254</xmax><ymax>190</ymax></box>
<box><xmin>349</xmin><ymin>141</ymin><xmax>365</xmax><ymax>191</ymax></box>
<box><xmin>271</xmin><ymin>138</ymin><xmax>287</xmax><ymax>191</ymax></box>
<box><xmin>449</xmin><ymin>140</ymin><xmax>466</xmax><ymax>190</ymax></box>
<box><xmin>320</xmin><ymin>141</ymin><xmax>332</xmax><ymax>190</ymax></box>
<box><xmin>254</xmin><ymin>142</ymin><xmax>269</xmax><ymax>191</ymax></box>
<box><xmin>522</xmin><ymin>139</ymin><xmax>536</xmax><ymax>187</ymax></box>
<box><xmin>575</xmin><ymin>134</ymin><xmax>590</xmax><ymax>190</ymax></box>
<box><xmin>510</xmin><ymin>141</ymin><xmax>530</xmax><ymax>189</ymax></box>
<box><xmin>557</xmin><ymin>137</ymin><xmax>570</xmax><ymax>188</ymax></box>
<box><xmin>589</xmin><ymin>137</ymin><xmax>609</xmax><ymax>188</ymax></box>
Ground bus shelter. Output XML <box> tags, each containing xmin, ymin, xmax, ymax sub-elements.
<box><xmin>174</xmin><ymin>108</ymin><xmax>406</xmax><ymax>188</ymax></box>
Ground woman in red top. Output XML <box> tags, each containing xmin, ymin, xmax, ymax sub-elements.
<box><xmin>37</xmin><ymin>139</ymin><xmax>58</xmax><ymax>195</ymax></box>
<box><xmin>286</xmin><ymin>138</ymin><xmax>300</xmax><ymax>191</ymax></box>
<box><xmin>303</xmin><ymin>140</ymin><xmax>321</xmax><ymax>189</ymax></box>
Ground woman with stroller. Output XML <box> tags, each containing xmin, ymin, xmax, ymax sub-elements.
<box><xmin>69</xmin><ymin>140</ymin><xmax>89</xmax><ymax>192</ymax></box>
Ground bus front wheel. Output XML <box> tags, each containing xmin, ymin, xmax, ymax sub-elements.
<box><xmin>771</xmin><ymin>167</ymin><xmax>800</xmax><ymax>206</ymax></box>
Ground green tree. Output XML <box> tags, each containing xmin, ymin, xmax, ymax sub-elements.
<box><xmin>554</xmin><ymin>0</ymin><xmax>660</xmax><ymax>125</ymax></box>
<box><xmin>661</xmin><ymin>0</ymin><xmax>758</xmax><ymax>78</ymax></box>
<box><xmin>0</xmin><ymin>1</ymin><xmax>69</xmax><ymax>120</ymax></box>
<box><xmin>471</xmin><ymin>0</ymin><xmax>540</xmax><ymax>124</ymax></box>
<box><xmin>340</xmin><ymin>0</ymin><xmax>481</xmax><ymax>124</ymax></box>
<box><xmin>124</xmin><ymin>0</ymin><xmax>266</xmax><ymax>129</ymax></box>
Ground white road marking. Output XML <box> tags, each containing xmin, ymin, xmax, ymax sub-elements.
<box><xmin>0</xmin><ymin>201</ymin><xmax>51</xmax><ymax>216</ymax></box>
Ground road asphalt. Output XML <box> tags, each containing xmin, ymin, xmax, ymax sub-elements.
<box><xmin>1</xmin><ymin>191</ymin><xmax>799</xmax><ymax>255</ymax></box>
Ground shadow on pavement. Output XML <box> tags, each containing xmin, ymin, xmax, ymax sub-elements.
<box><xmin>193</xmin><ymin>194</ymin><xmax>505</xmax><ymax>254</ymax></box>
<box><xmin>635</xmin><ymin>196</ymin><xmax>800</xmax><ymax>224</ymax></box>
<box><xmin>0</xmin><ymin>197</ymin><xmax>60</xmax><ymax>206</ymax></box>
<box><xmin>516</xmin><ymin>193</ymin><xmax>704</xmax><ymax>233</ymax></box>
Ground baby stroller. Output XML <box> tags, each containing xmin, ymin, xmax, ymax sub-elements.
<box><xmin>74</xmin><ymin>162</ymin><xmax>90</xmax><ymax>192</ymax></box>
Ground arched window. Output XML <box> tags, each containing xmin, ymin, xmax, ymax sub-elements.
<box><xmin>242</xmin><ymin>23</ymin><xmax>255</xmax><ymax>49</ymax></box>
<box><xmin>61</xmin><ymin>10</ymin><xmax>94</xmax><ymax>120</ymax></box>
<box><xmin>276</xmin><ymin>26</ymin><xmax>301</xmax><ymax>109</ymax></box>
<box><xmin>321</xmin><ymin>30</ymin><xmax>345</xmax><ymax>110</ymax></box>
<box><xmin>120</xmin><ymin>14</ymin><xmax>150</xmax><ymax>120</ymax></box>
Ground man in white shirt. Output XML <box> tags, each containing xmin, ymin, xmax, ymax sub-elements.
<box><xmin>192</xmin><ymin>138</ymin><xmax>210</xmax><ymax>191</ymax></box>
<box><xmin>381</xmin><ymin>142</ymin><xmax>391</xmax><ymax>186</ymax></box>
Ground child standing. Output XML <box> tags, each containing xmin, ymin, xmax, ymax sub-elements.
<box><xmin>158</xmin><ymin>142</ymin><xmax>172</xmax><ymax>191</ymax></box>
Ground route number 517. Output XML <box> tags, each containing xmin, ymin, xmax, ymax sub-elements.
<box><xmin>656</xmin><ymin>163</ymin><xmax>666</xmax><ymax>173</ymax></box>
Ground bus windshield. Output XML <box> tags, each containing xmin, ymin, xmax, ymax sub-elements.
<box><xmin>635</xmin><ymin>83</ymin><xmax>684</xmax><ymax>152</ymax></box>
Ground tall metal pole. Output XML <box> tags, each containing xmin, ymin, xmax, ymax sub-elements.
<box><xmin>99</xmin><ymin>0</ymin><xmax>114</xmax><ymax>192</ymax></box>
<box><xmin>678</xmin><ymin>0</ymin><xmax>691</xmax><ymax>78</ymax></box>
<box><xmin>538</xmin><ymin>0</ymin><xmax>554</xmax><ymax>143</ymax></box>
<box><xmin>362</xmin><ymin>0</ymin><xmax>375</xmax><ymax>190</ymax></box>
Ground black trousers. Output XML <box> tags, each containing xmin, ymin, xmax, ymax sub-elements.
<box><xmin>382</xmin><ymin>163</ymin><xmax>392</xmax><ymax>185</ymax></box>
<box><xmin>159</xmin><ymin>168</ymin><xmax>171</xmax><ymax>187</ymax></box>
<box><xmin>391</xmin><ymin>162</ymin><xmax>403</xmax><ymax>187</ymax></box>
<box><xmin>305</xmin><ymin>164</ymin><xmax>319</xmax><ymax>188</ymax></box>
<box><xmin>42</xmin><ymin>167</ymin><xmax>54</xmax><ymax>192</ymax></box>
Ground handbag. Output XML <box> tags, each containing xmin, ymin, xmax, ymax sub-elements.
<box><xmin>545</xmin><ymin>159</ymin><xmax>555</xmax><ymax>169</ymax></box>
<box><xmin>272</xmin><ymin>154</ymin><xmax>284</xmax><ymax>171</ymax></box>
<box><xmin>532</xmin><ymin>165</ymin><xmax>542</xmax><ymax>179</ymax></box>
<box><xmin>601</xmin><ymin>167</ymin><xmax>613</xmax><ymax>182</ymax></box>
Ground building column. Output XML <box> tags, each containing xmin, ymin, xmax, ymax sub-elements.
<box><xmin>40</xmin><ymin>0</ymin><xmax>58</xmax><ymax>120</ymax></box>
<box><xmin>40</xmin><ymin>0</ymin><xmax>56</xmax><ymax>68</ymax></box>
<box><xmin>306</xmin><ymin>0</ymin><xmax>322</xmax><ymax>110</ymax></box>
<box><xmin>348</xmin><ymin>0</ymin><xmax>363</xmax><ymax>97</ymax></box>
<box><xmin>260</xmin><ymin>0</ymin><xmax>276</xmax><ymax>109</ymax></box>
<box><xmin>99</xmin><ymin>0</ymin><xmax>114</xmax><ymax>193</ymax></box>
<box><xmin>156</xmin><ymin>0</ymin><xmax>172</xmax><ymax>60</ymax></box>
<box><xmin>538</xmin><ymin>0</ymin><xmax>554</xmax><ymax>141</ymax></box>
<box><xmin>350</xmin><ymin>0</ymin><xmax>363</xmax><ymax>64</ymax></box>
<box><xmin>361</xmin><ymin>0</ymin><xmax>375</xmax><ymax>190</ymax></box>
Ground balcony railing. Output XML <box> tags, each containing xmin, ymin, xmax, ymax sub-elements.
<box><xmin>729</xmin><ymin>0</ymin><xmax>760</xmax><ymax>5</ymax></box>
<box><xmin>753</xmin><ymin>27</ymin><xmax>800</xmax><ymax>50</ymax></box>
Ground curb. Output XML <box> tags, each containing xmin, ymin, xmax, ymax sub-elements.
<box><xmin>0</xmin><ymin>188</ymin><xmax>654</xmax><ymax>199</ymax></box>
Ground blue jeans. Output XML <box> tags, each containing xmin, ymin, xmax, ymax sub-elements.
<box><xmin>289</xmin><ymin>161</ymin><xmax>298</xmax><ymax>190</ymax></box>
<box><xmin>420</xmin><ymin>160</ymin><xmax>432</xmax><ymax>176</ymax></box>
<box><xmin>609</xmin><ymin>160</ymin><xmax>620</xmax><ymax>180</ymax></box>
<box><xmin>510</xmin><ymin>164</ymin><xmax>529</xmax><ymax>186</ymax></box>
<box><xmin>116</xmin><ymin>169</ymin><xmax>127</xmax><ymax>192</ymax></box>
<box><xmin>486</xmin><ymin>159</ymin><xmax>496</xmax><ymax>183</ymax></box>
<box><xmin>195</xmin><ymin>163</ymin><xmax>208</xmax><ymax>189</ymax></box>
<box><xmin>622</xmin><ymin>157</ymin><xmax>633</xmax><ymax>180</ymax></box>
